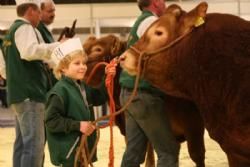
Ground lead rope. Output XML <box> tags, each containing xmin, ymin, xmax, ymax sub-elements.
<box><xmin>105</xmin><ymin>60</ymin><xmax>116</xmax><ymax>167</ymax></box>
<box><xmin>74</xmin><ymin>60</ymin><xmax>116</xmax><ymax>167</ymax></box>
<box><xmin>74</xmin><ymin>53</ymin><xmax>144</xmax><ymax>167</ymax></box>
<box><xmin>130</xmin><ymin>28</ymin><xmax>194</xmax><ymax>66</ymax></box>
<box><xmin>74</xmin><ymin>28</ymin><xmax>194</xmax><ymax>167</ymax></box>
<box><xmin>75</xmin><ymin>26</ymin><xmax>197</xmax><ymax>167</ymax></box>
<box><xmin>74</xmin><ymin>62</ymin><xmax>108</xmax><ymax>167</ymax></box>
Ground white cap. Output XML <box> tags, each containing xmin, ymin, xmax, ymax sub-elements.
<box><xmin>15</xmin><ymin>0</ymin><xmax>41</xmax><ymax>7</ymax></box>
<box><xmin>40</xmin><ymin>0</ymin><xmax>54</xmax><ymax>4</ymax></box>
<box><xmin>51</xmin><ymin>38</ymin><xmax>83</xmax><ymax>66</ymax></box>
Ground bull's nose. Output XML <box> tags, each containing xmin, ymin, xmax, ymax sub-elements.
<box><xmin>119</xmin><ymin>54</ymin><xmax>126</xmax><ymax>62</ymax></box>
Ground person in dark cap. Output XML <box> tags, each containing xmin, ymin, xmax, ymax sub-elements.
<box><xmin>119</xmin><ymin>0</ymin><xmax>180</xmax><ymax>167</ymax></box>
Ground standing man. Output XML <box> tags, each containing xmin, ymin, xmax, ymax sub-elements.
<box><xmin>38</xmin><ymin>0</ymin><xmax>55</xmax><ymax>43</ymax></box>
<box><xmin>2</xmin><ymin>0</ymin><xmax>60</xmax><ymax>166</ymax></box>
<box><xmin>37</xmin><ymin>0</ymin><xmax>57</xmax><ymax>89</ymax></box>
<box><xmin>119</xmin><ymin>0</ymin><xmax>180</xmax><ymax>167</ymax></box>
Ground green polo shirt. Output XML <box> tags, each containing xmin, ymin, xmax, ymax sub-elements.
<box><xmin>119</xmin><ymin>10</ymin><xmax>157</xmax><ymax>90</ymax></box>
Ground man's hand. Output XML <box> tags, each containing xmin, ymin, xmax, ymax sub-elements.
<box><xmin>58</xmin><ymin>19</ymin><xmax>77</xmax><ymax>41</ymax></box>
<box><xmin>58</xmin><ymin>37</ymin><xmax>69</xmax><ymax>43</ymax></box>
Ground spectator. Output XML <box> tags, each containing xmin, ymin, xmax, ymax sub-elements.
<box><xmin>37</xmin><ymin>0</ymin><xmax>57</xmax><ymax>89</ymax></box>
<box><xmin>2</xmin><ymin>0</ymin><xmax>61</xmax><ymax>166</ymax></box>
<box><xmin>119</xmin><ymin>0</ymin><xmax>180</xmax><ymax>167</ymax></box>
<box><xmin>38</xmin><ymin>0</ymin><xmax>55</xmax><ymax>43</ymax></box>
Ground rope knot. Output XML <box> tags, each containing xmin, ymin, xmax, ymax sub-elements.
<box><xmin>105</xmin><ymin>57</ymin><xmax>118</xmax><ymax>87</ymax></box>
<box><xmin>141</xmin><ymin>52</ymin><xmax>150</xmax><ymax>61</ymax></box>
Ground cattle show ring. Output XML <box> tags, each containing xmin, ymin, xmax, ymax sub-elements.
<box><xmin>1</xmin><ymin>0</ymin><xmax>250</xmax><ymax>167</ymax></box>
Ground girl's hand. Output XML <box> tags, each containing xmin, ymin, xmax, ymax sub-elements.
<box><xmin>80</xmin><ymin>121</ymin><xmax>96</xmax><ymax>136</ymax></box>
<box><xmin>105</xmin><ymin>58</ymin><xmax>118</xmax><ymax>76</ymax></box>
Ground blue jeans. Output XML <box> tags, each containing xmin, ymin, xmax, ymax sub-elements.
<box><xmin>120</xmin><ymin>88</ymin><xmax>180</xmax><ymax>167</ymax></box>
<box><xmin>11</xmin><ymin>100</ymin><xmax>45</xmax><ymax>167</ymax></box>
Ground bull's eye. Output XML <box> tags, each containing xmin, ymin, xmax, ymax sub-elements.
<box><xmin>155</xmin><ymin>30</ymin><xmax>163</xmax><ymax>36</ymax></box>
<box><xmin>94</xmin><ymin>47</ymin><xmax>102</xmax><ymax>52</ymax></box>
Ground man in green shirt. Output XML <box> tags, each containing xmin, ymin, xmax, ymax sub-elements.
<box><xmin>119</xmin><ymin>0</ymin><xmax>180</xmax><ymax>166</ymax></box>
<box><xmin>38</xmin><ymin>0</ymin><xmax>55</xmax><ymax>44</ymax></box>
<box><xmin>2</xmin><ymin>0</ymin><xmax>60</xmax><ymax>166</ymax></box>
<box><xmin>37</xmin><ymin>0</ymin><xmax>57</xmax><ymax>89</ymax></box>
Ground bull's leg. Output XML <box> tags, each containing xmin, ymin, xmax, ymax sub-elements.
<box><xmin>186</xmin><ymin>129</ymin><xmax>205</xmax><ymax>167</ymax></box>
<box><xmin>227</xmin><ymin>153</ymin><xmax>250</xmax><ymax>167</ymax></box>
<box><xmin>145</xmin><ymin>142</ymin><xmax>155</xmax><ymax>167</ymax></box>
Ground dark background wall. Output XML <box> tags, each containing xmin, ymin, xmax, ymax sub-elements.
<box><xmin>0</xmin><ymin>0</ymin><xmax>186</xmax><ymax>5</ymax></box>
<box><xmin>1</xmin><ymin>0</ymin><xmax>137</xmax><ymax>5</ymax></box>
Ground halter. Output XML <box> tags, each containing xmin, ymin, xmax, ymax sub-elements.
<box><xmin>87</xmin><ymin>48</ymin><xmax>124</xmax><ymax>64</ymax></box>
<box><xmin>129</xmin><ymin>28</ymin><xmax>194</xmax><ymax>77</ymax></box>
<box><xmin>87</xmin><ymin>53</ymin><xmax>112</xmax><ymax>64</ymax></box>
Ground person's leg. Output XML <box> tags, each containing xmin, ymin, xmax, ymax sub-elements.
<box><xmin>136</xmin><ymin>92</ymin><xmax>180</xmax><ymax>167</ymax></box>
<box><xmin>120</xmin><ymin>89</ymin><xmax>148</xmax><ymax>167</ymax></box>
<box><xmin>12</xmin><ymin>116</ymin><xmax>23</xmax><ymax>167</ymax></box>
<box><xmin>1</xmin><ymin>89</ymin><xmax>7</xmax><ymax>107</ymax></box>
<box><xmin>12</xmin><ymin>101</ymin><xmax>45</xmax><ymax>167</ymax></box>
<box><xmin>0</xmin><ymin>89</ymin><xmax>7</xmax><ymax>107</ymax></box>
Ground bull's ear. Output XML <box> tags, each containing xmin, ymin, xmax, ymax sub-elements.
<box><xmin>196</xmin><ymin>1</ymin><xmax>208</xmax><ymax>18</ymax></box>
<box><xmin>187</xmin><ymin>2</ymin><xmax>208</xmax><ymax>25</ymax></box>
<box><xmin>111</xmin><ymin>35</ymin><xmax>122</xmax><ymax>56</ymax></box>
<box><xmin>83</xmin><ymin>36</ymin><xmax>96</xmax><ymax>54</ymax></box>
<box><xmin>164</xmin><ymin>4</ymin><xmax>182</xmax><ymax>17</ymax></box>
<box><xmin>179</xmin><ymin>2</ymin><xmax>208</xmax><ymax>35</ymax></box>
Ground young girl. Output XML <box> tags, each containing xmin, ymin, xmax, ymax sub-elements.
<box><xmin>45</xmin><ymin>38</ymin><xmax>116</xmax><ymax>167</ymax></box>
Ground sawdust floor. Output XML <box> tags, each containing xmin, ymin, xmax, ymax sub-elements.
<box><xmin>0</xmin><ymin>125</ymin><xmax>229</xmax><ymax>167</ymax></box>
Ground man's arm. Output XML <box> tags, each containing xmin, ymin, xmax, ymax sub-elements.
<box><xmin>15</xmin><ymin>24</ymin><xmax>59</xmax><ymax>62</ymax></box>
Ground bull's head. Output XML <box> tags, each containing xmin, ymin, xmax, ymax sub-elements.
<box><xmin>84</xmin><ymin>34</ymin><xmax>126</xmax><ymax>63</ymax></box>
<box><xmin>120</xmin><ymin>2</ymin><xmax>208</xmax><ymax>75</ymax></box>
<box><xmin>83</xmin><ymin>34</ymin><xmax>126</xmax><ymax>87</ymax></box>
<box><xmin>119</xmin><ymin>2</ymin><xmax>208</xmax><ymax>98</ymax></box>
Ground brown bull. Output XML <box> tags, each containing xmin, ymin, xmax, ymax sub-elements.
<box><xmin>83</xmin><ymin>35</ymin><xmax>126</xmax><ymax>136</ymax></box>
<box><xmin>83</xmin><ymin>34</ymin><xmax>205</xmax><ymax>167</ymax></box>
<box><xmin>120</xmin><ymin>2</ymin><xmax>250</xmax><ymax>166</ymax></box>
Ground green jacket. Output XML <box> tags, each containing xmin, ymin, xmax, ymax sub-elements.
<box><xmin>119</xmin><ymin>10</ymin><xmax>157</xmax><ymax>90</ymax></box>
<box><xmin>3</xmin><ymin>19</ymin><xmax>48</xmax><ymax>105</ymax></box>
<box><xmin>37</xmin><ymin>22</ymin><xmax>58</xmax><ymax>90</ymax></box>
<box><xmin>37</xmin><ymin>22</ymin><xmax>54</xmax><ymax>43</ymax></box>
<box><xmin>45</xmin><ymin>76</ymin><xmax>107</xmax><ymax>166</ymax></box>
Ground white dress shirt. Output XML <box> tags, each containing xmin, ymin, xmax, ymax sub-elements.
<box><xmin>15</xmin><ymin>18</ymin><xmax>59</xmax><ymax>62</ymax></box>
<box><xmin>137</xmin><ymin>15</ymin><xmax>158</xmax><ymax>38</ymax></box>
